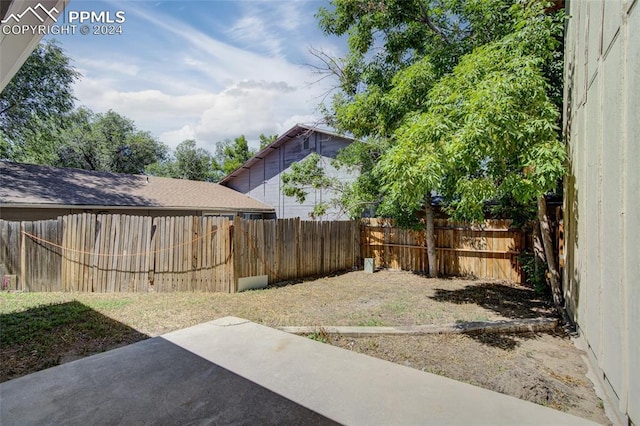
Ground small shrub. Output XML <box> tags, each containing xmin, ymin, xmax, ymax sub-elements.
<box><xmin>518</xmin><ymin>251</ymin><xmax>549</xmax><ymax>295</ymax></box>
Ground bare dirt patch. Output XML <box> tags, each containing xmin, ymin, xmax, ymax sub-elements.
<box><xmin>0</xmin><ymin>270</ymin><xmax>607</xmax><ymax>423</ymax></box>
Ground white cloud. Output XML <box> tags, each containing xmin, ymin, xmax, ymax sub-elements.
<box><xmin>225</xmin><ymin>1</ymin><xmax>311</xmax><ymax>58</ymax></box>
<box><xmin>159</xmin><ymin>125</ymin><xmax>197</xmax><ymax>148</ymax></box>
<box><xmin>75</xmin><ymin>58</ymin><xmax>139</xmax><ymax>76</ymax></box>
<box><xmin>226</xmin><ymin>15</ymin><xmax>283</xmax><ymax>57</ymax></box>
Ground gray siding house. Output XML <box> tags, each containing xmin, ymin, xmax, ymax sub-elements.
<box><xmin>220</xmin><ymin>125</ymin><xmax>357</xmax><ymax>220</ymax></box>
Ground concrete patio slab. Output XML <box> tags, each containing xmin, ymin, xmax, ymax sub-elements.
<box><xmin>1</xmin><ymin>316</ymin><xmax>599</xmax><ymax>425</ymax></box>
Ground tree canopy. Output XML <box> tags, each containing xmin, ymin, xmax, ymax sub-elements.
<box><xmin>259</xmin><ymin>133</ymin><xmax>278</xmax><ymax>150</ymax></box>
<box><xmin>214</xmin><ymin>135</ymin><xmax>255</xmax><ymax>175</ymax></box>
<box><xmin>376</xmin><ymin>4</ymin><xmax>565</xmax><ymax>223</ymax></box>
<box><xmin>0</xmin><ymin>40</ymin><xmax>80</xmax><ymax>158</ymax></box>
<box><xmin>1</xmin><ymin>41</ymin><xmax>167</xmax><ymax>175</ymax></box>
<box><xmin>317</xmin><ymin>0</ymin><xmax>517</xmax><ymax>118</ymax></box>
<box><xmin>145</xmin><ymin>135</ymin><xmax>262</xmax><ymax>182</ymax></box>
<box><xmin>52</xmin><ymin>108</ymin><xmax>168</xmax><ymax>174</ymax></box>
<box><xmin>303</xmin><ymin>0</ymin><xmax>565</xmax><ymax>223</ymax></box>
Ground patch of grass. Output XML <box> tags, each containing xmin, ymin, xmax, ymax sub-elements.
<box><xmin>307</xmin><ymin>327</ymin><xmax>330</xmax><ymax>344</ymax></box>
<box><xmin>358</xmin><ymin>317</ymin><xmax>386</xmax><ymax>327</ymax></box>
<box><xmin>0</xmin><ymin>300</ymin><xmax>148</xmax><ymax>382</ymax></box>
<box><xmin>417</xmin><ymin>311</ymin><xmax>442</xmax><ymax>322</ymax></box>
<box><xmin>0</xmin><ymin>292</ymin><xmax>76</xmax><ymax>314</ymax></box>
<box><xmin>84</xmin><ymin>299</ymin><xmax>134</xmax><ymax>310</ymax></box>
<box><xmin>383</xmin><ymin>301</ymin><xmax>407</xmax><ymax>314</ymax></box>
<box><xmin>0</xmin><ymin>301</ymin><xmax>91</xmax><ymax>345</ymax></box>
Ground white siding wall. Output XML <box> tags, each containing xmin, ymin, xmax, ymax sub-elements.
<box><xmin>563</xmin><ymin>1</ymin><xmax>639</xmax><ymax>424</ymax></box>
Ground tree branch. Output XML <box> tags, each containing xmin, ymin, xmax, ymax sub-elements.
<box><xmin>305</xmin><ymin>46</ymin><xmax>345</xmax><ymax>80</ymax></box>
<box><xmin>416</xmin><ymin>2</ymin><xmax>451</xmax><ymax>45</ymax></box>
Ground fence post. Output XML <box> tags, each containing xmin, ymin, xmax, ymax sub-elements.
<box><xmin>20</xmin><ymin>222</ymin><xmax>25</xmax><ymax>291</ymax></box>
<box><xmin>296</xmin><ymin>218</ymin><xmax>301</xmax><ymax>280</ymax></box>
<box><xmin>231</xmin><ymin>217</ymin><xmax>239</xmax><ymax>293</ymax></box>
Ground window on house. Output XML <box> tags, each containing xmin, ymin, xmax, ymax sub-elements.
<box><xmin>242</xmin><ymin>213</ymin><xmax>263</xmax><ymax>220</ymax></box>
<box><xmin>303</xmin><ymin>137</ymin><xmax>309</xmax><ymax>150</ymax></box>
<box><xmin>204</xmin><ymin>212</ymin><xmax>235</xmax><ymax>220</ymax></box>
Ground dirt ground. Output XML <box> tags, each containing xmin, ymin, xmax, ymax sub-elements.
<box><xmin>0</xmin><ymin>270</ymin><xmax>608</xmax><ymax>424</ymax></box>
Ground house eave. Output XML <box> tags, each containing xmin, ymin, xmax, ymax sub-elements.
<box><xmin>0</xmin><ymin>203</ymin><xmax>275</xmax><ymax>214</ymax></box>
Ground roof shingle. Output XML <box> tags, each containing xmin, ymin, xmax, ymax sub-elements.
<box><xmin>0</xmin><ymin>162</ymin><xmax>274</xmax><ymax>212</ymax></box>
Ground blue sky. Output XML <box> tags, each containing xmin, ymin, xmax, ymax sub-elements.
<box><xmin>44</xmin><ymin>0</ymin><xmax>347</xmax><ymax>151</ymax></box>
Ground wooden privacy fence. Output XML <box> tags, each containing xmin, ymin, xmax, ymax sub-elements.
<box><xmin>1</xmin><ymin>214</ymin><xmax>527</xmax><ymax>292</ymax></box>
<box><xmin>0</xmin><ymin>214</ymin><xmax>360</xmax><ymax>293</ymax></box>
<box><xmin>361</xmin><ymin>218</ymin><xmax>527</xmax><ymax>282</ymax></box>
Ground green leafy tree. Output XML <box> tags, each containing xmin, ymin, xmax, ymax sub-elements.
<box><xmin>146</xmin><ymin>140</ymin><xmax>225</xmax><ymax>182</ymax></box>
<box><xmin>214</xmin><ymin>135</ymin><xmax>255</xmax><ymax>175</ymax></box>
<box><xmin>0</xmin><ymin>133</ymin><xmax>9</xmax><ymax>159</ymax></box>
<box><xmin>53</xmin><ymin>108</ymin><xmax>99</xmax><ymax>169</ymax></box>
<box><xmin>284</xmin><ymin>0</ymin><xmax>520</xmax><ymax>274</ymax></box>
<box><xmin>0</xmin><ymin>40</ymin><xmax>80</xmax><ymax>154</ymax></box>
<box><xmin>6</xmin><ymin>114</ymin><xmax>67</xmax><ymax>165</ymax></box>
<box><xmin>173</xmin><ymin>139</ymin><xmax>220</xmax><ymax>181</ymax></box>
<box><xmin>53</xmin><ymin>108</ymin><xmax>168</xmax><ymax>174</ymax></box>
<box><xmin>300</xmin><ymin>1</ymin><xmax>523</xmax><ymax>228</ymax></box>
<box><xmin>316</xmin><ymin>0</ymin><xmax>516</xmax><ymax>109</ymax></box>
<box><xmin>144</xmin><ymin>159</ymin><xmax>177</xmax><ymax>179</ymax></box>
<box><xmin>0</xmin><ymin>40</ymin><xmax>167</xmax><ymax>176</ymax></box>
<box><xmin>378</xmin><ymin>3</ymin><xmax>565</xmax><ymax>296</ymax></box>
<box><xmin>281</xmin><ymin>153</ymin><xmax>341</xmax><ymax>218</ymax></box>
<box><xmin>281</xmin><ymin>142</ymin><xmax>382</xmax><ymax>219</ymax></box>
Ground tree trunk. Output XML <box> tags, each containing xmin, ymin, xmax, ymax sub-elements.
<box><xmin>533</xmin><ymin>219</ymin><xmax>545</xmax><ymax>280</ymax></box>
<box><xmin>425</xmin><ymin>194</ymin><xmax>437</xmax><ymax>278</ymax></box>
<box><xmin>537</xmin><ymin>195</ymin><xmax>562</xmax><ymax>308</ymax></box>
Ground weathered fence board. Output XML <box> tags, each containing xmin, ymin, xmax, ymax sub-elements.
<box><xmin>361</xmin><ymin>218</ymin><xmax>526</xmax><ymax>282</ymax></box>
